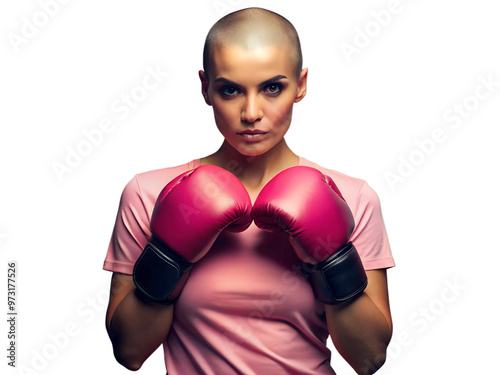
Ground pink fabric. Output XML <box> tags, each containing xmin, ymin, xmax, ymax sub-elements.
<box><xmin>103</xmin><ymin>157</ymin><xmax>395</xmax><ymax>374</ymax></box>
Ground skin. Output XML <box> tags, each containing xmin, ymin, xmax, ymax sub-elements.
<box><xmin>199</xmin><ymin>43</ymin><xmax>307</xmax><ymax>200</ymax></box>
<box><xmin>106</xmin><ymin>8</ymin><xmax>392</xmax><ymax>374</ymax></box>
<box><xmin>200</xmin><ymin>42</ymin><xmax>393</xmax><ymax>375</ymax></box>
<box><xmin>203</xmin><ymin>7</ymin><xmax>302</xmax><ymax>82</ymax></box>
<box><xmin>106</xmin><ymin>274</ymin><xmax>173</xmax><ymax>371</ymax></box>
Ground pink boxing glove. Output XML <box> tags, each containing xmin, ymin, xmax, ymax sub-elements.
<box><xmin>134</xmin><ymin>165</ymin><xmax>252</xmax><ymax>304</ymax></box>
<box><xmin>253</xmin><ymin>166</ymin><xmax>367</xmax><ymax>304</ymax></box>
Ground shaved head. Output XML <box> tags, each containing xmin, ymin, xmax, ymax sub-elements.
<box><xmin>203</xmin><ymin>7</ymin><xmax>303</xmax><ymax>80</ymax></box>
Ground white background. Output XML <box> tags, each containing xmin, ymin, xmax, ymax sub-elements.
<box><xmin>1</xmin><ymin>0</ymin><xmax>499</xmax><ymax>374</ymax></box>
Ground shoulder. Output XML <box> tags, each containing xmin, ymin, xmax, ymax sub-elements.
<box><xmin>299</xmin><ymin>158</ymin><xmax>394</xmax><ymax>270</ymax></box>
<box><xmin>122</xmin><ymin>159</ymin><xmax>199</xmax><ymax>203</ymax></box>
<box><xmin>299</xmin><ymin>157</ymin><xmax>375</xmax><ymax>210</ymax></box>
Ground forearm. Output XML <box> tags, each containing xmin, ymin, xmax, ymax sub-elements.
<box><xmin>325</xmin><ymin>292</ymin><xmax>392</xmax><ymax>374</ymax></box>
<box><xmin>107</xmin><ymin>288</ymin><xmax>174</xmax><ymax>371</ymax></box>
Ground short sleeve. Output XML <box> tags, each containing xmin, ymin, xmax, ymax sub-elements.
<box><xmin>350</xmin><ymin>182</ymin><xmax>395</xmax><ymax>270</ymax></box>
<box><xmin>103</xmin><ymin>175</ymin><xmax>152</xmax><ymax>275</ymax></box>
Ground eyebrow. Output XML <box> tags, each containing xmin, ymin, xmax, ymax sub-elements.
<box><xmin>213</xmin><ymin>75</ymin><xmax>288</xmax><ymax>88</ymax></box>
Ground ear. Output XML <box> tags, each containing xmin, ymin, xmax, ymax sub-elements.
<box><xmin>199</xmin><ymin>70</ymin><xmax>212</xmax><ymax>106</ymax></box>
<box><xmin>294</xmin><ymin>68</ymin><xmax>308</xmax><ymax>103</ymax></box>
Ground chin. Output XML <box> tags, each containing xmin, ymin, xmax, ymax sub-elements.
<box><xmin>235</xmin><ymin>149</ymin><xmax>264</xmax><ymax>158</ymax></box>
<box><xmin>236</xmin><ymin>144</ymin><xmax>273</xmax><ymax>158</ymax></box>
<box><xmin>226</xmin><ymin>136</ymin><xmax>283</xmax><ymax>158</ymax></box>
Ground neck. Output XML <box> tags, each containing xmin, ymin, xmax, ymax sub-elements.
<box><xmin>201</xmin><ymin>139</ymin><xmax>299</xmax><ymax>189</ymax></box>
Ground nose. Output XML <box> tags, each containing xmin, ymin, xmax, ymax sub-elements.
<box><xmin>241</xmin><ymin>93</ymin><xmax>263</xmax><ymax>123</ymax></box>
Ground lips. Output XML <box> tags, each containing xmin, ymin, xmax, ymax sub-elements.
<box><xmin>238</xmin><ymin>130</ymin><xmax>268</xmax><ymax>135</ymax></box>
<box><xmin>237</xmin><ymin>129</ymin><xmax>269</xmax><ymax>141</ymax></box>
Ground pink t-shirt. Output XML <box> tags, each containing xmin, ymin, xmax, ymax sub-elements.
<box><xmin>103</xmin><ymin>157</ymin><xmax>395</xmax><ymax>374</ymax></box>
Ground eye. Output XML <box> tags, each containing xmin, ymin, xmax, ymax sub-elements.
<box><xmin>220</xmin><ymin>86</ymin><xmax>241</xmax><ymax>97</ymax></box>
<box><xmin>263</xmin><ymin>83</ymin><xmax>283</xmax><ymax>96</ymax></box>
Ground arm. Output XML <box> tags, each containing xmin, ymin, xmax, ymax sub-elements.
<box><xmin>325</xmin><ymin>269</ymin><xmax>392</xmax><ymax>375</ymax></box>
<box><xmin>105</xmin><ymin>165</ymin><xmax>252</xmax><ymax>370</ymax></box>
<box><xmin>252</xmin><ymin>166</ymin><xmax>393</xmax><ymax>374</ymax></box>
<box><xmin>105</xmin><ymin>272</ymin><xmax>174</xmax><ymax>371</ymax></box>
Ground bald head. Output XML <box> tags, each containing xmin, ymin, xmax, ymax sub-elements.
<box><xmin>203</xmin><ymin>8</ymin><xmax>303</xmax><ymax>80</ymax></box>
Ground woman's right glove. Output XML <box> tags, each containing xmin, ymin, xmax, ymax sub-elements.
<box><xmin>133</xmin><ymin>165</ymin><xmax>252</xmax><ymax>304</ymax></box>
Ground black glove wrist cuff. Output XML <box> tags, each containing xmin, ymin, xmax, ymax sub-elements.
<box><xmin>133</xmin><ymin>235</ymin><xmax>193</xmax><ymax>305</ymax></box>
<box><xmin>307</xmin><ymin>242</ymin><xmax>367</xmax><ymax>305</ymax></box>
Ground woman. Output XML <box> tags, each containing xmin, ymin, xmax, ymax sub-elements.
<box><xmin>104</xmin><ymin>7</ymin><xmax>394</xmax><ymax>374</ymax></box>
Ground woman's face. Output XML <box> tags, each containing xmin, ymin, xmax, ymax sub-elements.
<box><xmin>200</xmin><ymin>44</ymin><xmax>308</xmax><ymax>157</ymax></box>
